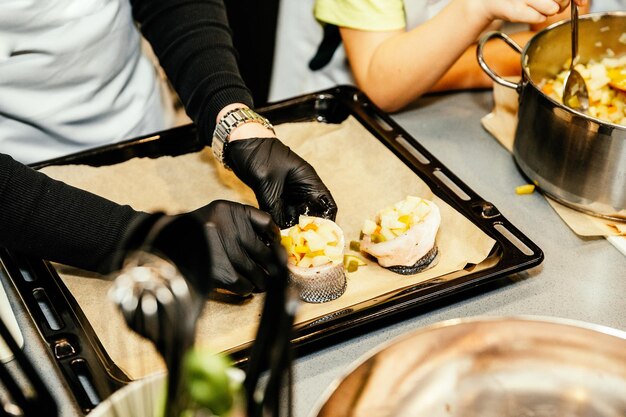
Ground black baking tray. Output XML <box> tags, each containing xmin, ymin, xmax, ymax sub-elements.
<box><xmin>2</xmin><ymin>86</ymin><xmax>543</xmax><ymax>414</ymax></box>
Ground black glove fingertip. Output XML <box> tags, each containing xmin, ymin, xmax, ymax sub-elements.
<box><xmin>281</xmin><ymin>205</ymin><xmax>299</xmax><ymax>229</ymax></box>
<box><xmin>220</xmin><ymin>273</ymin><xmax>255</xmax><ymax>297</ymax></box>
<box><xmin>245</xmin><ymin>206</ymin><xmax>281</xmax><ymax>244</ymax></box>
<box><xmin>318</xmin><ymin>194</ymin><xmax>338</xmax><ymax>221</ymax></box>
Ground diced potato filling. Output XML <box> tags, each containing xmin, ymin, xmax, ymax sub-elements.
<box><xmin>281</xmin><ymin>216</ymin><xmax>343</xmax><ymax>267</ymax></box>
<box><xmin>361</xmin><ymin>196</ymin><xmax>431</xmax><ymax>243</ymax></box>
<box><xmin>539</xmin><ymin>54</ymin><xmax>626</xmax><ymax>125</ymax></box>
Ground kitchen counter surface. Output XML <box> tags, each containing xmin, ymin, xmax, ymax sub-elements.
<box><xmin>293</xmin><ymin>89</ymin><xmax>626</xmax><ymax>416</ymax></box>
<box><xmin>2</xmin><ymin>89</ymin><xmax>625</xmax><ymax>416</ymax></box>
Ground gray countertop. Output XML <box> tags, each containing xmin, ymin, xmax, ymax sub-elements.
<box><xmin>2</xmin><ymin>89</ymin><xmax>625</xmax><ymax>417</ymax></box>
<box><xmin>294</xmin><ymin>90</ymin><xmax>626</xmax><ymax>417</ymax></box>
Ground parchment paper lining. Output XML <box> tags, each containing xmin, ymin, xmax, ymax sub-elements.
<box><xmin>43</xmin><ymin>117</ymin><xmax>495</xmax><ymax>379</ymax></box>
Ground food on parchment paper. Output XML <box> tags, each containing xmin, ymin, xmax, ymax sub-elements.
<box><xmin>281</xmin><ymin>216</ymin><xmax>346</xmax><ymax>303</ymax></box>
<box><xmin>360</xmin><ymin>196</ymin><xmax>441</xmax><ymax>275</ymax></box>
<box><xmin>539</xmin><ymin>54</ymin><xmax>626</xmax><ymax>125</ymax></box>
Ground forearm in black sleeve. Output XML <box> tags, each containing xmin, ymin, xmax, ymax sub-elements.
<box><xmin>130</xmin><ymin>0</ymin><xmax>254</xmax><ymax>143</ymax></box>
<box><xmin>0</xmin><ymin>154</ymin><xmax>148</xmax><ymax>274</ymax></box>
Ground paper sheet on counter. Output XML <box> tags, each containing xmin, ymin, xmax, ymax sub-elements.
<box><xmin>481</xmin><ymin>78</ymin><xmax>626</xmax><ymax>251</ymax></box>
<box><xmin>0</xmin><ymin>280</ymin><xmax>23</xmax><ymax>362</ymax></box>
<box><xmin>42</xmin><ymin>116</ymin><xmax>495</xmax><ymax>379</ymax></box>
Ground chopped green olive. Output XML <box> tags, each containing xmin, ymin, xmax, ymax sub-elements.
<box><xmin>347</xmin><ymin>260</ymin><xmax>359</xmax><ymax>272</ymax></box>
<box><xmin>371</xmin><ymin>233</ymin><xmax>386</xmax><ymax>244</ymax></box>
<box><xmin>349</xmin><ymin>240</ymin><xmax>361</xmax><ymax>252</ymax></box>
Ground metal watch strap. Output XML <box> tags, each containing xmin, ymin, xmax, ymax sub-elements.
<box><xmin>212</xmin><ymin>108</ymin><xmax>274</xmax><ymax>169</ymax></box>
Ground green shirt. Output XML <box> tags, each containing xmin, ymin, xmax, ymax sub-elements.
<box><xmin>314</xmin><ymin>0</ymin><xmax>406</xmax><ymax>31</ymax></box>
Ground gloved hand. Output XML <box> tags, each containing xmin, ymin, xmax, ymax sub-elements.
<box><xmin>225</xmin><ymin>137</ymin><xmax>338</xmax><ymax>228</ymax></box>
<box><xmin>192</xmin><ymin>199</ymin><xmax>286</xmax><ymax>296</ymax></box>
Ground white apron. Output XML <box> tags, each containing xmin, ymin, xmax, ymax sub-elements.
<box><xmin>268</xmin><ymin>0</ymin><xmax>448</xmax><ymax>102</ymax></box>
<box><xmin>0</xmin><ymin>0</ymin><xmax>172</xmax><ymax>163</ymax></box>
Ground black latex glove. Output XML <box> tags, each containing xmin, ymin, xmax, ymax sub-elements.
<box><xmin>226</xmin><ymin>137</ymin><xmax>338</xmax><ymax>228</ymax></box>
<box><xmin>192</xmin><ymin>200</ymin><xmax>285</xmax><ymax>296</ymax></box>
<box><xmin>111</xmin><ymin>212</ymin><xmax>213</xmax><ymax>289</ymax></box>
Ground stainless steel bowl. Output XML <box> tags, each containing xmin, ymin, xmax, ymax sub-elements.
<box><xmin>478</xmin><ymin>13</ymin><xmax>626</xmax><ymax>221</ymax></box>
<box><xmin>312</xmin><ymin>317</ymin><xmax>626</xmax><ymax>417</ymax></box>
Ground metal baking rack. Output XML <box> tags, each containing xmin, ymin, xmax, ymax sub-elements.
<box><xmin>1</xmin><ymin>86</ymin><xmax>543</xmax><ymax>414</ymax></box>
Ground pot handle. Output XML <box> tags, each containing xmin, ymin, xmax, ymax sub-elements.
<box><xmin>477</xmin><ymin>31</ymin><xmax>523</xmax><ymax>91</ymax></box>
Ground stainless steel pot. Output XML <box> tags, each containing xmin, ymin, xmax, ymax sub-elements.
<box><xmin>312</xmin><ymin>317</ymin><xmax>626</xmax><ymax>417</ymax></box>
<box><xmin>478</xmin><ymin>13</ymin><xmax>626</xmax><ymax>221</ymax></box>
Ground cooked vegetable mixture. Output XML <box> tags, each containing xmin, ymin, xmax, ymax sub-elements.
<box><xmin>539</xmin><ymin>54</ymin><xmax>626</xmax><ymax>125</ymax></box>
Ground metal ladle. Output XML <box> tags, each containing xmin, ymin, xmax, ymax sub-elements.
<box><xmin>562</xmin><ymin>3</ymin><xmax>590</xmax><ymax>112</ymax></box>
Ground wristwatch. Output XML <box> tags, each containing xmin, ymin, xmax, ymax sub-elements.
<box><xmin>212</xmin><ymin>107</ymin><xmax>275</xmax><ymax>169</ymax></box>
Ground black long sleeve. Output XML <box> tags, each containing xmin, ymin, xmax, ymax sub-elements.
<box><xmin>130</xmin><ymin>0</ymin><xmax>254</xmax><ymax>143</ymax></box>
<box><xmin>0</xmin><ymin>154</ymin><xmax>147</xmax><ymax>273</ymax></box>
<box><xmin>0</xmin><ymin>2</ymin><xmax>248</xmax><ymax>271</ymax></box>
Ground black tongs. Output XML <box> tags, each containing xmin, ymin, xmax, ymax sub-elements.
<box><xmin>244</xmin><ymin>243</ymin><xmax>297</xmax><ymax>417</ymax></box>
<box><xmin>110</xmin><ymin>213</ymin><xmax>211</xmax><ymax>417</ymax></box>
<box><xmin>111</xmin><ymin>211</ymin><xmax>297</xmax><ymax>417</ymax></box>
<box><xmin>0</xmin><ymin>311</ymin><xmax>57</xmax><ymax>417</ymax></box>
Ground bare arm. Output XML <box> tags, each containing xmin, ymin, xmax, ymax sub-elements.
<box><xmin>340</xmin><ymin>0</ymin><xmax>589</xmax><ymax>111</ymax></box>
<box><xmin>430</xmin><ymin>31</ymin><xmax>535</xmax><ymax>92</ymax></box>
<box><xmin>431</xmin><ymin>1</ymin><xmax>590</xmax><ymax>92</ymax></box>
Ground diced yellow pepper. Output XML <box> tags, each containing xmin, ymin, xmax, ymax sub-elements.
<box><xmin>515</xmin><ymin>184</ymin><xmax>536</xmax><ymax>195</ymax></box>
<box><xmin>398</xmin><ymin>214</ymin><xmax>411</xmax><ymax>226</ymax></box>
<box><xmin>294</xmin><ymin>244</ymin><xmax>309</xmax><ymax>254</ymax></box>
<box><xmin>301</xmin><ymin>223</ymin><xmax>318</xmax><ymax>231</ymax></box>
<box><xmin>305</xmin><ymin>250</ymin><xmax>325</xmax><ymax>258</ymax></box>
<box><xmin>280</xmin><ymin>236</ymin><xmax>293</xmax><ymax>249</ymax></box>
<box><xmin>608</xmin><ymin>68</ymin><xmax>626</xmax><ymax>91</ymax></box>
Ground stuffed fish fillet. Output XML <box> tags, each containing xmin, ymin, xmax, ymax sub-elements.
<box><xmin>280</xmin><ymin>216</ymin><xmax>346</xmax><ymax>303</ymax></box>
<box><xmin>360</xmin><ymin>196</ymin><xmax>441</xmax><ymax>274</ymax></box>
